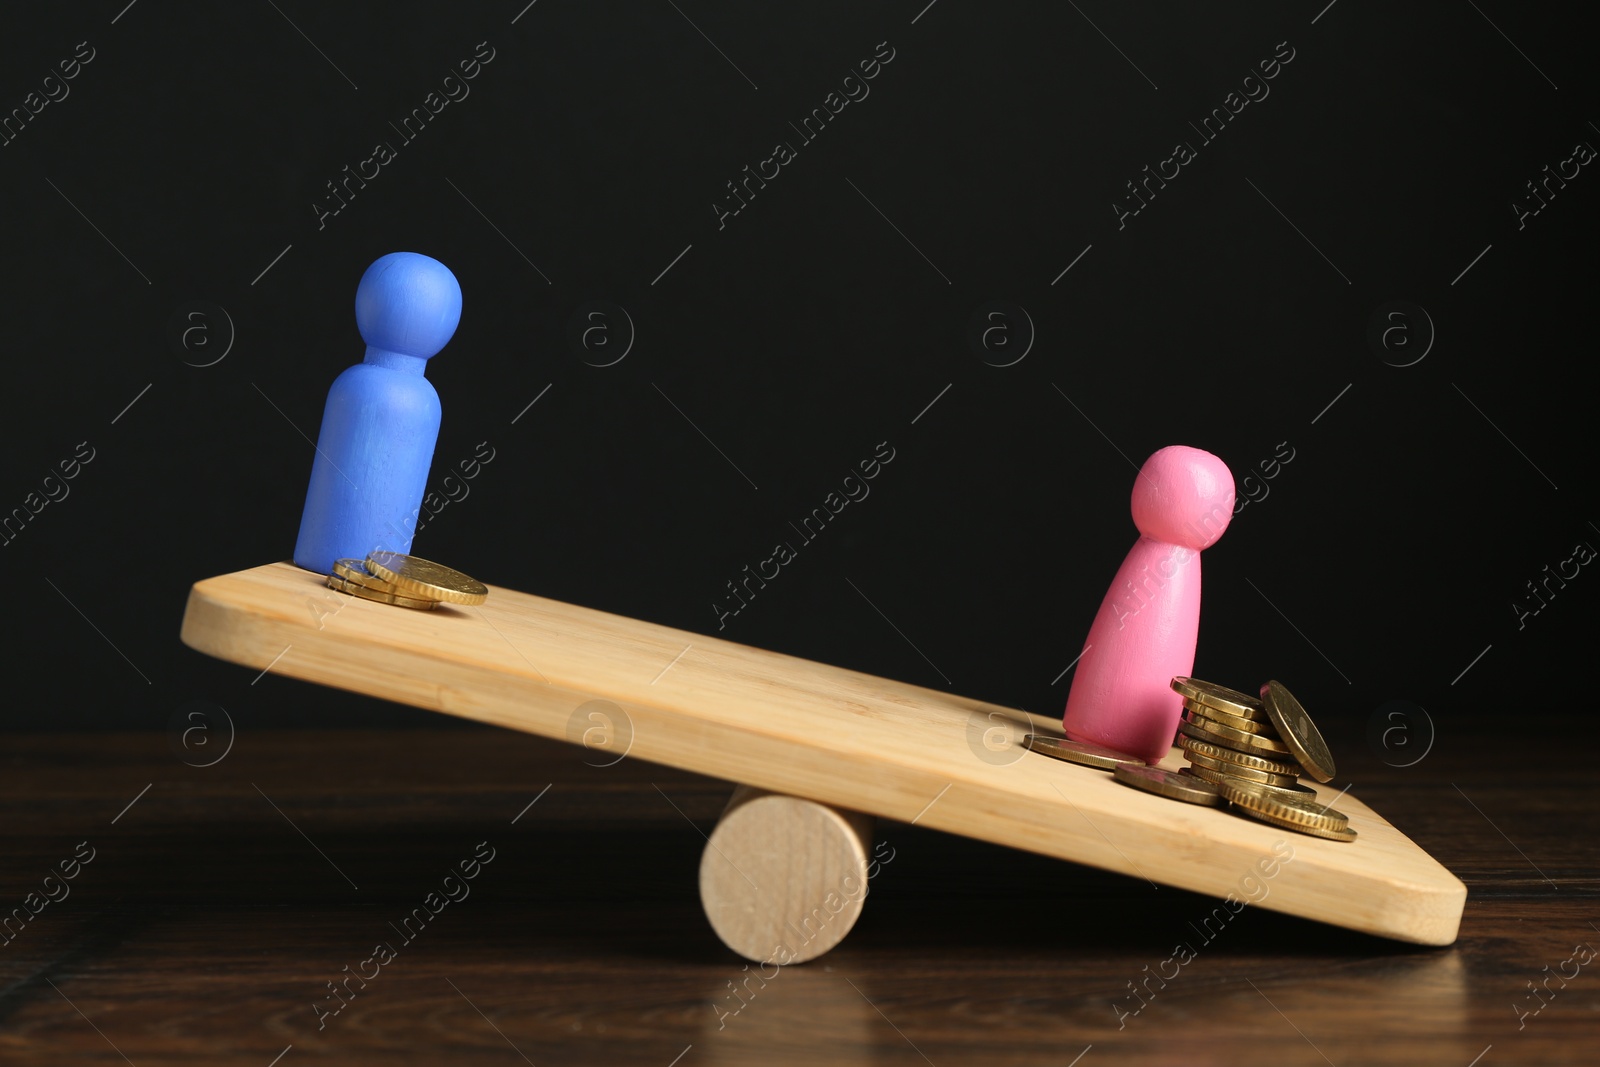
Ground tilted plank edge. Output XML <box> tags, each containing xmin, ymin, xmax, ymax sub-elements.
<box><xmin>180</xmin><ymin>562</ymin><xmax>1465</xmax><ymax>945</ymax></box>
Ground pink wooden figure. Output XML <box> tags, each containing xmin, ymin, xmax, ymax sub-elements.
<box><xmin>1062</xmin><ymin>446</ymin><xmax>1235</xmax><ymax>763</ymax></box>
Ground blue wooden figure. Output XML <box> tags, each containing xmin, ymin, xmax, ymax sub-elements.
<box><xmin>292</xmin><ymin>252</ymin><xmax>462</xmax><ymax>575</ymax></box>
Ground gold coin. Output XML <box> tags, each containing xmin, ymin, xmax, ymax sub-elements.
<box><xmin>1182</xmin><ymin>699</ymin><xmax>1274</xmax><ymax>734</ymax></box>
<box><xmin>332</xmin><ymin>557</ymin><xmax>423</xmax><ymax>594</ymax></box>
<box><xmin>332</xmin><ymin>558</ymin><xmax>371</xmax><ymax>583</ymax></box>
<box><xmin>1259</xmin><ymin>680</ymin><xmax>1336</xmax><ymax>783</ymax></box>
<box><xmin>1179</xmin><ymin>715</ymin><xmax>1292</xmax><ymax>757</ymax></box>
<box><xmin>1186</xmin><ymin>764</ymin><xmax>1266</xmax><ymax>790</ymax></box>
<box><xmin>1229</xmin><ymin>803</ymin><xmax>1358</xmax><ymax>842</ymax></box>
<box><xmin>1182</xmin><ymin>755</ymin><xmax>1299</xmax><ymax>788</ymax></box>
<box><xmin>1178</xmin><ymin>736</ymin><xmax>1301</xmax><ymax>777</ymax></box>
<box><xmin>1113</xmin><ymin>764</ymin><xmax>1224</xmax><ymax>806</ymax></box>
<box><xmin>1215</xmin><ymin>779</ymin><xmax>1349</xmax><ymax>828</ymax></box>
<box><xmin>326</xmin><ymin>573</ymin><xmax>440</xmax><ymax>610</ymax></box>
<box><xmin>1192</xmin><ymin>770</ymin><xmax>1315</xmax><ymax>800</ymax></box>
<box><xmin>1170</xmin><ymin>677</ymin><xmax>1268</xmax><ymax>720</ymax></box>
<box><xmin>1181</xmin><ymin>748</ymin><xmax>1300</xmax><ymax>787</ymax></box>
<box><xmin>1023</xmin><ymin>734</ymin><xmax>1145</xmax><ymax>770</ymax></box>
<box><xmin>365</xmin><ymin>552</ymin><xmax>488</xmax><ymax>605</ymax></box>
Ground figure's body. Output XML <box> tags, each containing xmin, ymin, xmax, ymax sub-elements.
<box><xmin>293</xmin><ymin>252</ymin><xmax>462</xmax><ymax>575</ymax></box>
<box><xmin>1062</xmin><ymin>446</ymin><xmax>1235</xmax><ymax>763</ymax></box>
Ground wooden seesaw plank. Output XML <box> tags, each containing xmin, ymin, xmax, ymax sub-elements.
<box><xmin>180</xmin><ymin>562</ymin><xmax>1465</xmax><ymax>946</ymax></box>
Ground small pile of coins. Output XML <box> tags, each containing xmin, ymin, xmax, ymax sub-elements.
<box><xmin>1022</xmin><ymin>676</ymin><xmax>1356</xmax><ymax>842</ymax></box>
<box><xmin>326</xmin><ymin>551</ymin><xmax>488</xmax><ymax>610</ymax></box>
<box><xmin>1168</xmin><ymin>677</ymin><xmax>1354</xmax><ymax>841</ymax></box>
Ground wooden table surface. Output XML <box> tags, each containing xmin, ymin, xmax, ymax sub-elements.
<box><xmin>1</xmin><ymin>718</ymin><xmax>1594</xmax><ymax>1065</ymax></box>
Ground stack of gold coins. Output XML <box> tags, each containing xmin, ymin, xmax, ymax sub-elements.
<box><xmin>325</xmin><ymin>552</ymin><xmax>488</xmax><ymax>610</ymax></box>
<box><xmin>1162</xmin><ymin>677</ymin><xmax>1356</xmax><ymax>842</ymax></box>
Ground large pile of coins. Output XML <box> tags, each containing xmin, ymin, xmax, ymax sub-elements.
<box><xmin>325</xmin><ymin>551</ymin><xmax>488</xmax><ymax>610</ymax></box>
<box><xmin>1022</xmin><ymin>676</ymin><xmax>1355</xmax><ymax>842</ymax></box>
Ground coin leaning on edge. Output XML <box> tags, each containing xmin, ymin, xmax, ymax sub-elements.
<box><xmin>1259</xmin><ymin>679</ymin><xmax>1336</xmax><ymax>783</ymax></box>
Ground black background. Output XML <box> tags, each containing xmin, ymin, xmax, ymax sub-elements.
<box><xmin>1</xmin><ymin>0</ymin><xmax>1594</xmax><ymax>747</ymax></box>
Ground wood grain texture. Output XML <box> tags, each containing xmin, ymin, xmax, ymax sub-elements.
<box><xmin>700</xmin><ymin>786</ymin><xmax>875</xmax><ymax>964</ymax></box>
<box><xmin>180</xmin><ymin>562</ymin><xmax>1465</xmax><ymax>945</ymax></box>
<box><xmin>0</xmin><ymin>725</ymin><xmax>1594</xmax><ymax>1065</ymax></box>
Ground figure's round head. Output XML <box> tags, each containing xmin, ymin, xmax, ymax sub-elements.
<box><xmin>355</xmin><ymin>252</ymin><xmax>462</xmax><ymax>359</ymax></box>
<box><xmin>1130</xmin><ymin>445</ymin><xmax>1235</xmax><ymax>549</ymax></box>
